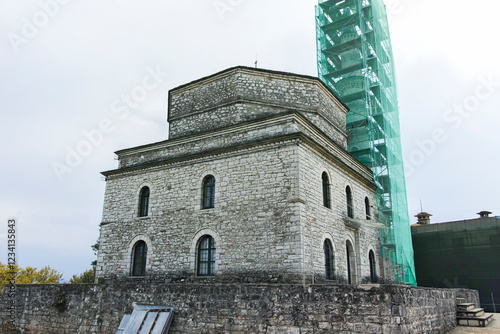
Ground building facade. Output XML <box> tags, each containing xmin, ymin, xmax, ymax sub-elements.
<box><xmin>95</xmin><ymin>66</ymin><xmax>386</xmax><ymax>284</ymax></box>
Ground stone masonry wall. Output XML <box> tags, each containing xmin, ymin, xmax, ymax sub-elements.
<box><xmin>97</xmin><ymin>134</ymin><xmax>379</xmax><ymax>284</ymax></box>
<box><xmin>0</xmin><ymin>283</ymin><xmax>479</xmax><ymax>334</ymax></box>
<box><xmin>168</xmin><ymin>67</ymin><xmax>348</xmax><ymax>149</ymax></box>
<box><xmin>97</xmin><ymin>140</ymin><xmax>304</xmax><ymax>283</ymax></box>
<box><xmin>116</xmin><ymin>109</ymin><xmax>300</xmax><ymax>169</ymax></box>
<box><xmin>97</xmin><ymin>65</ymin><xmax>384</xmax><ymax>285</ymax></box>
<box><xmin>297</xmin><ymin>143</ymin><xmax>382</xmax><ymax>284</ymax></box>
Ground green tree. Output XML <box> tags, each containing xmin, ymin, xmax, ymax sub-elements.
<box><xmin>90</xmin><ymin>238</ymin><xmax>99</xmax><ymax>267</ymax></box>
<box><xmin>0</xmin><ymin>262</ymin><xmax>63</xmax><ymax>286</ymax></box>
<box><xmin>0</xmin><ymin>262</ymin><xmax>19</xmax><ymax>285</ymax></box>
<box><xmin>69</xmin><ymin>267</ymin><xmax>95</xmax><ymax>284</ymax></box>
<box><xmin>17</xmin><ymin>266</ymin><xmax>63</xmax><ymax>284</ymax></box>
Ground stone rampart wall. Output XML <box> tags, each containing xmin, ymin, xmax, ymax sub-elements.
<box><xmin>0</xmin><ymin>283</ymin><xmax>479</xmax><ymax>334</ymax></box>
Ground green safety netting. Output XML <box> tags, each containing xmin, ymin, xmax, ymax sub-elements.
<box><xmin>316</xmin><ymin>0</ymin><xmax>416</xmax><ymax>285</ymax></box>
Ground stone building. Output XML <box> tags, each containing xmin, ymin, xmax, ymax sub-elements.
<box><xmin>95</xmin><ymin>66</ymin><xmax>385</xmax><ymax>285</ymax></box>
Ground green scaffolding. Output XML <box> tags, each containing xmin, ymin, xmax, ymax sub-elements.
<box><xmin>316</xmin><ymin>0</ymin><xmax>416</xmax><ymax>285</ymax></box>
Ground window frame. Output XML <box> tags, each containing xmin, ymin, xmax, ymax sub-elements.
<box><xmin>202</xmin><ymin>175</ymin><xmax>216</xmax><ymax>210</ymax></box>
<box><xmin>131</xmin><ymin>240</ymin><xmax>147</xmax><ymax>277</ymax></box>
<box><xmin>365</xmin><ymin>197</ymin><xmax>371</xmax><ymax>220</ymax></box>
<box><xmin>197</xmin><ymin>235</ymin><xmax>216</xmax><ymax>276</ymax></box>
<box><xmin>138</xmin><ymin>186</ymin><xmax>150</xmax><ymax>217</ymax></box>
<box><xmin>346</xmin><ymin>240</ymin><xmax>354</xmax><ymax>285</ymax></box>
<box><xmin>346</xmin><ymin>186</ymin><xmax>354</xmax><ymax>218</ymax></box>
<box><xmin>322</xmin><ymin>172</ymin><xmax>331</xmax><ymax>209</ymax></box>
<box><xmin>323</xmin><ymin>239</ymin><xmax>335</xmax><ymax>280</ymax></box>
<box><xmin>369</xmin><ymin>250</ymin><xmax>377</xmax><ymax>283</ymax></box>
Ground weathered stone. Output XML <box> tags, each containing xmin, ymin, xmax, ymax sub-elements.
<box><xmin>0</xmin><ymin>284</ymin><xmax>480</xmax><ymax>334</ymax></box>
<box><xmin>96</xmin><ymin>66</ymin><xmax>383</xmax><ymax>285</ymax></box>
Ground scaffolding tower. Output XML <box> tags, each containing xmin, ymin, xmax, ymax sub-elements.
<box><xmin>316</xmin><ymin>0</ymin><xmax>416</xmax><ymax>285</ymax></box>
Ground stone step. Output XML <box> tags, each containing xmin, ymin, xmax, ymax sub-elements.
<box><xmin>457</xmin><ymin>313</ymin><xmax>494</xmax><ymax>328</ymax></box>
<box><xmin>457</xmin><ymin>303</ymin><xmax>475</xmax><ymax>311</ymax></box>
<box><xmin>457</xmin><ymin>307</ymin><xmax>484</xmax><ymax>318</ymax></box>
<box><xmin>456</xmin><ymin>298</ymin><xmax>466</xmax><ymax>304</ymax></box>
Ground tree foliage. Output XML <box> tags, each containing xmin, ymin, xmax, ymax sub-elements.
<box><xmin>0</xmin><ymin>262</ymin><xmax>19</xmax><ymax>286</ymax></box>
<box><xmin>0</xmin><ymin>262</ymin><xmax>63</xmax><ymax>286</ymax></box>
<box><xmin>69</xmin><ymin>267</ymin><xmax>95</xmax><ymax>284</ymax></box>
<box><xmin>91</xmin><ymin>238</ymin><xmax>99</xmax><ymax>267</ymax></box>
<box><xmin>69</xmin><ymin>239</ymin><xmax>99</xmax><ymax>284</ymax></box>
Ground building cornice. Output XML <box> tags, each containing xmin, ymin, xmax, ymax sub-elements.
<box><xmin>102</xmin><ymin>133</ymin><xmax>301</xmax><ymax>179</ymax></box>
<box><xmin>115</xmin><ymin>108</ymin><xmax>345</xmax><ymax>158</ymax></box>
<box><xmin>103</xmin><ymin>112</ymin><xmax>375</xmax><ymax>189</ymax></box>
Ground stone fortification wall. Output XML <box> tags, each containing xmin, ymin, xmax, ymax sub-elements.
<box><xmin>0</xmin><ymin>283</ymin><xmax>479</xmax><ymax>334</ymax></box>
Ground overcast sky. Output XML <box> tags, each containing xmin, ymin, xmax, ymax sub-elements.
<box><xmin>1</xmin><ymin>0</ymin><xmax>499</xmax><ymax>280</ymax></box>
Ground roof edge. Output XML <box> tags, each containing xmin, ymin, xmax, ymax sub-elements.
<box><xmin>168</xmin><ymin>66</ymin><xmax>349</xmax><ymax>111</ymax></box>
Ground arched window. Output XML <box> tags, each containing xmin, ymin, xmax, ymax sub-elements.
<box><xmin>346</xmin><ymin>240</ymin><xmax>355</xmax><ymax>285</ymax></box>
<box><xmin>365</xmin><ymin>197</ymin><xmax>371</xmax><ymax>220</ymax></box>
<box><xmin>322</xmin><ymin>172</ymin><xmax>331</xmax><ymax>208</ymax></box>
<box><xmin>346</xmin><ymin>186</ymin><xmax>353</xmax><ymax>218</ymax></box>
<box><xmin>324</xmin><ymin>240</ymin><xmax>335</xmax><ymax>280</ymax></box>
<box><xmin>138</xmin><ymin>187</ymin><xmax>150</xmax><ymax>217</ymax></box>
<box><xmin>369</xmin><ymin>250</ymin><xmax>377</xmax><ymax>283</ymax></box>
<box><xmin>132</xmin><ymin>241</ymin><xmax>147</xmax><ymax>276</ymax></box>
<box><xmin>202</xmin><ymin>176</ymin><xmax>215</xmax><ymax>209</ymax></box>
<box><xmin>197</xmin><ymin>235</ymin><xmax>216</xmax><ymax>276</ymax></box>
